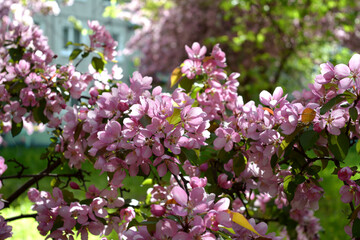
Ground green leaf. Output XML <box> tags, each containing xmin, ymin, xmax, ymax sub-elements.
<box><xmin>170</xmin><ymin>67</ymin><xmax>182</xmax><ymax>88</ymax></box>
<box><xmin>9</xmin><ymin>46</ymin><xmax>25</xmax><ymax>62</ymax></box>
<box><xmin>179</xmin><ymin>77</ymin><xmax>195</xmax><ymax>93</ymax></box>
<box><xmin>328</xmin><ymin>132</ymin><xmax>349</xmax><ymax>161</ymax></box>
<box><xmin>11</xmin><ymin>119</ymin><xmax>23</xmax><ymax>137</ymax></box>
<box><xmin>82</xmin><ymin>51</ymin><xmax>90</xmax><ymax>58</ymax></box>
<box><xmin>79</xmin><ymin>199</ymin><xmax>92</xmax><ymax>205</ymax></box>
<box><xmin>66</xmin><ymin>41</ymin><xmax>73</xmax><ymax>47</ymax></box>
<box><xmin>320</xmin><ymin>95</ymin><xmax>346</xmax><ymax>115</ymax></box>
<box><xmin>233</xmin><ymin>154</ymin><xmax>247</xmax><ymax>176</ymax></box>
<box><xmin>190</xmin><ymin>85</ymin><xmax>203</xmax><ymax>99</ymax></box>
<box><xmin>217</xmin><ymin>149</ymin><xmax>233</xmax><ymax>163</ymax></box>
<box><xmin>283</xmin><ymin>175</ymin><xmax>305</xmax><ymax>201</ymax></box>
<box><xmin>231</xmin><ymin>212</ymin><xmax>260</xmax><ymax>236</ymax></box>
<box><xmin>270</xmin><ymin>154</ymin><xmax>278</xmax><ymax>170</ymax></box>
<box><xmin>181</xmin><ymin>148</ymin><xmax>199</xmax><ymax>165</ymax></box>
<box><xmin>50</xmin><ymin>178</ymin><xmax>61</xmax><ymax>188</ymax></box>
<box><xmin>166</xmin><ymin>108</ymin><xmax>181</xmax><ymax>125</ymax></box>
<box><xmin>141</xmin><ymin>178</ymin><xmax>153</xmax><ymax>186</ymax></box>
<box><xmin>8</xmin><ymin>81</ymin><xmax>27</xmax><ymax>95</ymax></box>
<box><xmin>349</xmin><ymin>107</ymin><xmax>358</xmax><ymax>122</ymax></box>
<box><xmin>33</xmin><ymin>99</ymin><xmax>49</xmax><ymax>124</ymax></box>
<box><xmin>278</xmin><ymin>127</ymin><xmax>302</xmax><ymax>157</ymax></box>
<box><xmin>299</xmin><ymin>130</ymin><xmax>319</xmax><ymax>150</ymax></box>
<box><xmin>91</xmin><ymin>57</ymin><xmax>105</xmax><ymax>73</ymax></box>
<box><xmin>306</xmin><ymin>165</ymin><xmax>321</xmax><ymax>176</ymax></box>
<box><xmin>69</xmin><ymin>48</ymin><xmax>82</xmax><ymax>61</ymax></box>
<box><xmin>140</xmin><ymin>115</ymin><xmax>152</xmax><ymax>127</ymax></box>
<box><xmin>356</xmin><ymin>140</ymin><xmax>360</xmax><ymax>154</ymax></box>
<box><xmin>62</xmin><ymin>189</ymin><xmax>77</xmax><ymax>203</ymax></box>
<box><xmin>50</xmin><ymin>215</ymin><xmax>63</xmax><ymax>232</ymax></box>
<box><xmin>352</xmin><ymin>218</ymin><xmax>360</xmax><ymax>238</ymax></box>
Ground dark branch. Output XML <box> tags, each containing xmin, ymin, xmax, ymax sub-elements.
<box><xmin>5</xmin><ymin>213</ymin><xmax>37</xmax><ymax>222</ymax></box>
<box><xmin>0</xmin><ymin>172</ymin><xmax>84</xmax><ymax>180</ymax></box>
<box><xmin>4</xmin><ymin>158</ymin><xmax>62</xmax><ymax>208</ymax></box>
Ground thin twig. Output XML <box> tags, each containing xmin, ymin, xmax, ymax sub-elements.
<box><xmin>5</xmin><ymin>213</ymin><xmax>37</xmax><ymax>222</ymax></box>
<box><xmin>4</xmin><ymin>159</ymin><xmax>62</xmax><ymax>208</ymax></box>
<box><xmin>0</xmin><ymin>172</ymin><xmax>83</xmax><ymax>180</ymax></box>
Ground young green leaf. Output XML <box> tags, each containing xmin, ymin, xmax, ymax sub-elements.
<box><xmin>69</xmin><ymin>48</ymin><xmax>82</xmax><ymax>61</ymax></box>
<box><xmin>91</xmin><ymin>57</ymin><xmax>105</xmax><ymax>73</ymax></box>
<box><xmin>349</xmin><ymin>107</ymin><xmax>358</xmax><ymax>122</ymax></box>
<box><xmin>299</xmin><ymin>130</ymin><xmax>319</xmax><ymax>151</ymax></box>
<box><xmin>11</xmin><ymin>119</ymin><xmax>23</xmax><ymax>137</ymax></box>
<box><xmin>328</xmin><ymin>132</ymin><xmax>349</xmax><ymax>161</ymax></box>
<box><xmin>170</xmin><ymin>67</ymin><xmax>182</xmax><ymax>88</ymax></box>
<box><xmin>320</xmin><ymin>95</ymin><xmax>345</xmax><ymax>115</ymax></box>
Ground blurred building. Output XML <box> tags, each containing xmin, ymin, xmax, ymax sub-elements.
<box><xmin>33</xmin><ymin>0</ymin><xmax>134</xmax><ymax>75</ymax></box>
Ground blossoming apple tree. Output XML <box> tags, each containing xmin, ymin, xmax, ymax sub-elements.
<box><xmin>1</xmin><ymin>0</ymin><xmax>360</xmax><ymax>239</ymax></box>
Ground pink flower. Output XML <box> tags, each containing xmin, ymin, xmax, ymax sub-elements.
<box><xmin>153</xmin><ymin>155</ymin><xmax>180</xmax><ymax>177</ymax></box>
<box><xmin>211</xmin><ymin>44</ymin><xmax>226</xmax><ymax>68</ymax></box>
<box><xmin>0</xmin><ymin>157</ymin><xmax>7</xmax><ymax>176</ymax></box>
<box><xmin>0</xmin><ymin>216</ymin><xmax>12</xmax><ymax>239</ymax></box>
<box><xmin>259</xmin><ymin>86</ymin><xmax>286</xmax><ymax>108</ymax></box>
<box><xmin>129</xmin><ymin>71</ymin><xmax>152</xmax><ymax>94</ymax></box>
<box><xmin>334</xmin><ymin>63</ymin><xmax>353</xmax><ymax>89</ymax></box>
<box><xmin>340</xmin><ymin>185</ymin><xmax>354</xmax><ymax>203</ymax></box>
<box><xmin>181</xmin><ymin>105</ymin><xmax>206</xmax><ymax>131</ymax></box>
<box><xmin>217</xmin><ymin>173</ymin><xmax>232</xmax><ymax>189</ymax></box>
<box><xmin>100</xmin><ymin>188</ymin><xmax>125</xmax><ymax>208</ymax></box>
<box><xmin>185</xmin><ymin>42</ymin><xmax>207</xmax><ymax>60</ymax></box>
<box><xmin>181</xmin><ymin>59</ymin><xmax>202</xmax><ymax>79</ymax></box>
<box><xmin>316</xmin><ymin>109</ymin><xmax>346</xmax><ymax>135</ymax></box>
<box><xmin>171</xmin><ymin>186</ymin><xmax>213</xmax><ymax>216</ymax></box>
<box><xmin>213</xmin><ymin>127</ymin><xmax>240</xmax><ymax>152</ymax></box>
<box><xmin>154</xmin><ymin>219</ymin><xmax>179</xmax><ymax>239</ymax></box>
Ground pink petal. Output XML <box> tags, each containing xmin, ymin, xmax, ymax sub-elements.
<box><xmin>349</xmin><ymin>54</ymin><xmax>360</xmax><ymax>74</ymax></box>
<box><xmin>214</xmin><ymin>198</ymin><xmax>230</xmax><ymax>211</ymax></box>
<box><xmin>334</xmin><ymin>64</ymin><xmax>350</xmax><ymax>79</ymax></box>
<box><xmin>273</xmin><ymin>87</ymin><xmax>283</xmax><ymax>100</ymax></box>
<box><xmin>214</xmin><ymin>137</ymin><xmax>226</xmax><ymax>150</ymax></box>
<box><xmin>157</xmin><ymin>163</ymin><xmax>167</xmax><ymax>177</ymax></box>
<box><xmin>171</xmin><ymin>186</ymin><xmax>188</xmax><ymax>206</ymax></box>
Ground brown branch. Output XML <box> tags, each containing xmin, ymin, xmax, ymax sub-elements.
<box><xmin>3</xmin><ymin>159</ymin><xmax>62</xmax><ymax>208</ymax></box>
<box><xmin>5</xmin><ymin>213</ymin><xmax>37</xmax><ymax>222</ymax></box>
<box><xmin>0</xmin><ymin>172</ymin><xmax>83</xmax><ymax>180</ymax></box>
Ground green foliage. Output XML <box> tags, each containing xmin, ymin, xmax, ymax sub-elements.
<box><xmin>328</xmin><ymin>132</ymin><xmax>350</xmax><ymax>162</ymax></box>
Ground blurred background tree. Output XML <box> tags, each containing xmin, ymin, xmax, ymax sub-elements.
<box><xmin>109</xmin><ymin>0</ymin><xmax>360</xmax><ymax>100</ymax></box>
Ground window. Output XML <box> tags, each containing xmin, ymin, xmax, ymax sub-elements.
<box><xmin>73</xmin><ymin>28</ymin><xmax>81</xmax><ymax>44</ymax></box>
<box><xmin>63</xmin><ymin>27</ymin><xmax>69</xmax><ymax>49</ymax></box>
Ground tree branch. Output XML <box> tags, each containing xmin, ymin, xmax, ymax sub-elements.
<box><xmin>3</xmin><ymin>158</ymin><xmax>62</xmax><ymax>208</ymax></box>
<box><xmin>0</xmin><ymin>172</ymin><xmax>83</xmax><ymax>180</ymax></box>
<box><xmin>5</xmin><ymin>213</ymin><xmax>37</xmax><ymax>222</ymax></box>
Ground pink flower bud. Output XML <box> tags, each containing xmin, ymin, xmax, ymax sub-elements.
<box><xmin>338</xmin><ymin>167</ymin><xmax>353</xmax><ymax>182</ymax></box>
<box><xmin>199</xmin><ymin>163</ymin><xmax>208</xmax><ymax>172</ymax></box>
<box><xmin>150</xmin><ymin>204</ymin><xmax>166</xmax><ymax>217</ymax></box>
<box><xmin>69</xmin><ymin>181</ymin><xmax>80</xmax><ymax>190</ymax></box>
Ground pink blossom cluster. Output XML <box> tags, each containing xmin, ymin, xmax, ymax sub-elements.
<box><xmin>35</xmin><ymin>41</ymin><xmax>360</xmax><ymax>239</ymax></box>
<box><xmin>88</xmin><ymin>20</ymin><xmax>118</xmax><ymax>61</ymax></box>
<box><xmin>27</xmin><ymin>186</ymin><xmax>133</xmax><ymax>239</ymax></box>
<box><xmin>0</xmin><ymin>215</ymin><xmax>12</xmax><ymax>240</ymax></box>
<box><xmin>60</xmin><ymin>69</ymin><xmax>208</xmax><ymax>177</ymax></box>
<box><xmin>2</xmin><ymin>2</ymin><xmax>360</xmax><ymax>237</ymax></box>
<box><xmin>125</xmin><ymin>176</ymin><xmax>280</xmax><ymax>239</ymax></box>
